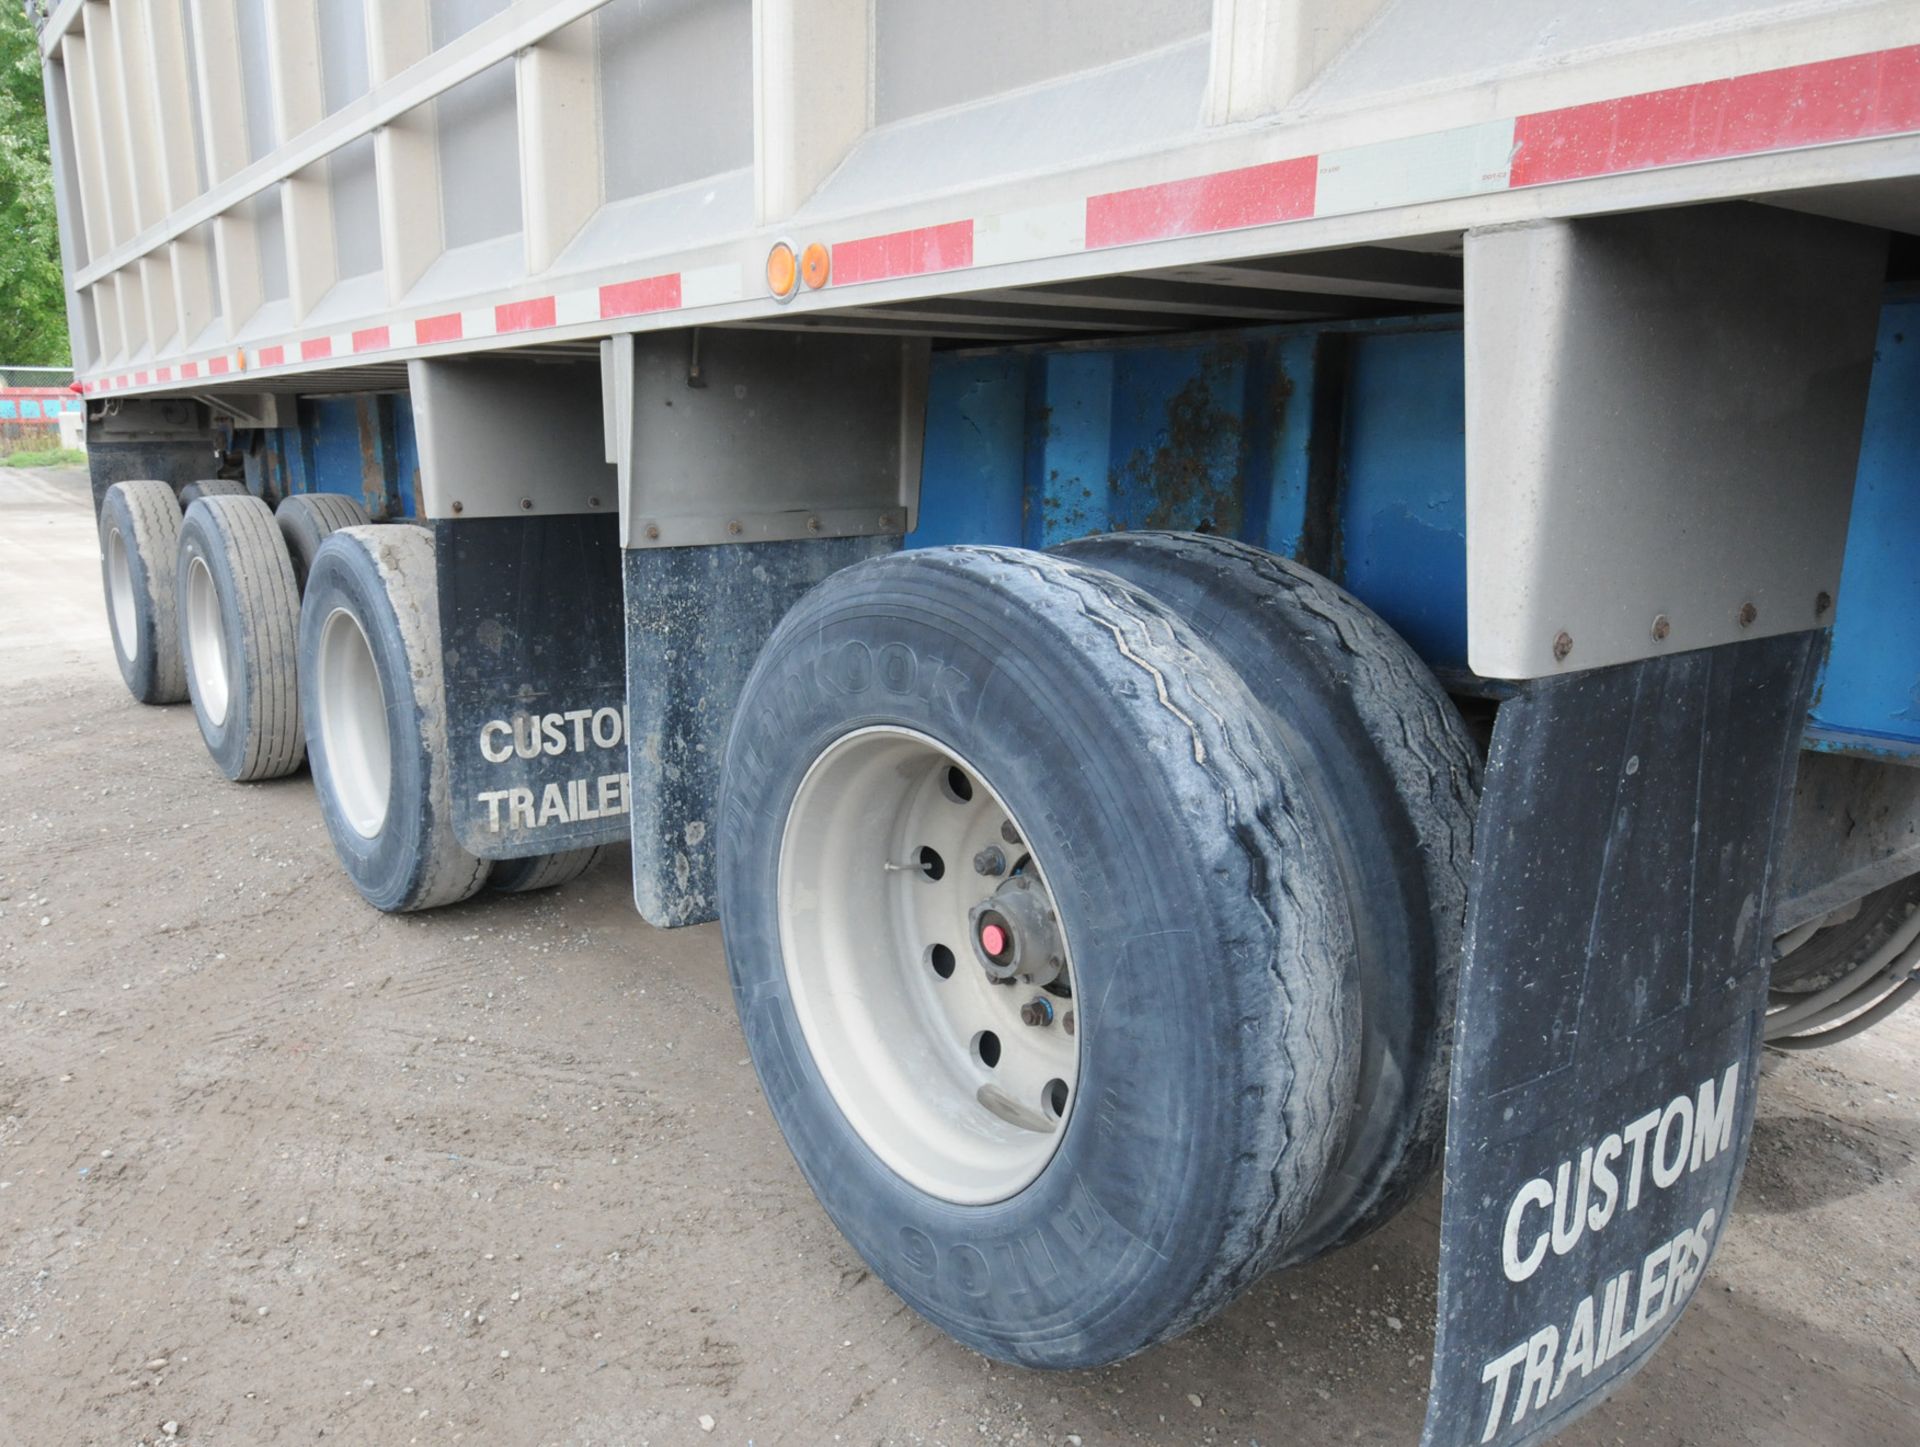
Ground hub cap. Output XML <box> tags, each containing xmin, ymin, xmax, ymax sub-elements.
<box><xmin>185</xmin><ymin>555</ymin><xmax>228</xmax><ymax>725</ymax></box>
<box><xmin>778</xmin><ymin>727</ymin><xmax>1080</xmax><ymax>1204</ymax></box>
<box><xmin>106</xmin><ymin>525</ymin><xmax>137</xmax><ymax>661</ymax></box>
<box><xmin>315</xmin><ymin>607</ymin><xmax>391</xmax><ymax>838</ymax></box>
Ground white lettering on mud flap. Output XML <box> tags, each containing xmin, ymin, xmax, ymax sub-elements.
<box><xmin>1475</xmin><ymin>1062</ymin><xmax>1740</xmax><ymax>1441</ymax></box>
<box><xmin>474</xmin><ymin>705</ymin><xmax>632</xmax><ymax>832</ymax></box>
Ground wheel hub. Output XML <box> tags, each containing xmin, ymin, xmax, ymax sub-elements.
<box><xmin>185</xmin><ymin>554</ymin><xmax>229</xmax><ymax>725</ymax></box>
<box><xmin>778</xmin><ymin>727</ymin><xmax>1080</xmax><ymax>1204</ymax></box>
<box><xmin>969</xmin><ymin>874</ymin><xmax>1066</xmax><ymax>987</ymax></box>
<box><xmin>315</xmin><ymin>606</ymin><xmax>392</xmax><ymax>838</ymax></box>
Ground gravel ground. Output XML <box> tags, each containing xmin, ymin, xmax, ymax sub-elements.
<box><xmin>1</xmin><ymin>466</ymin><xmax>1915</xmax><ymax>1447</ymax></box>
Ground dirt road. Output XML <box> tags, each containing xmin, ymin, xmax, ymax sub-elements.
<box><xmin>1</xmin><ymin>467</ymin><xmax>1915</xmax><ymax>1446</ymax></box>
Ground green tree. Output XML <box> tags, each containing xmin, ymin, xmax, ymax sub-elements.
<box><xmin>0</xmin><ymin>3</ymin><xmax>71</xmax><ymax>366</ymax></box>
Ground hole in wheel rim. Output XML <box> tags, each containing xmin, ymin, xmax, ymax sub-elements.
<box><xmin>316</xmin><ymin>607</ymin><xmax>392</xmax><ymax>839</ymax></box>
<box><xmin>106</xmin><ymin>525</ymin><xmax>139</xmax><ymax>662</ymax></box>
<box><xmin>185</xmin><ymin>554</ymin><xmax>229</xmax><ymax>725</ymax></box>
<box><xmin>778</xmin><ymin>726</ymin><xmax>1081</xmax><ymax>1205</ymax></box>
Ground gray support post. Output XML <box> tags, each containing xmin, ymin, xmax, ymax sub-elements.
<box><xmin>611</xmin><ymin>329</ymin><xmax>928</xmax><ymax>927</ymax></box>
<box><xmin>1464</xmin><ymin>205</ymin><xmax>1885</xmax><ymax>679</ymax></box>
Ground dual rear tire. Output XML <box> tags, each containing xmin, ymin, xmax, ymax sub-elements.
<box><xmin>177</xmin><ymin>495</ymin><xmax>305</xmax><ymax>781</ymax></box>
<box><xmin>299</xmin><ymin>525</ymin><xmax>492</xmax><ymax>912</ymax></box>
<box><xmin>718</xmin><ymin>537</ymin><xmax>1478</xmax><ymax>1368</ymax></box>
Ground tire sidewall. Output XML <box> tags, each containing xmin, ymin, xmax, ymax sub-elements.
<box><xmin>277</xmin><ymin>494</ymin><xmax>369</xmax><ymax>595</ymax></box>
<box><xmin>1056</xmin><ymin>532</ymin><xmax>1454</xmax><ymax>1261</ymax></box>
<box><xmin>279</xmin><ymin>505</ymin><xmax>326</xmax><ymax>595</ymax></box>
<box><xmin>177</xmin><ymin>502</ymin><xmax>254</xmax><ymax>777</ymax></box>
<box><xmin>299</xmin><ymin>534</ymin><xmax>437</xmax><ymax>912</ymax></box>
<box><xmin>720</xmin><ymin>551</ymin><xmax>1337</xmax><ymax>1367</ymax></box>
<box><xmin>99</xmin><ymin>486</ymin><xmax>170</xmax><ymax>701</ymax></box>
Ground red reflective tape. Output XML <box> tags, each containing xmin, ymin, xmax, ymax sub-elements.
<box><xmin>1512</xmin><ymin>44</ymin><xmax>1920</xmax><ymax>186</ymax></box>
<box><xmin>208</xmin><ymin>355</ymin><xmax>230</xmax><ymax>376</ymax></box>
<box><xmin>301</xmin><ymin>337</ymin><xmax>333</xmax><ymax>362</ymax></box>
<box><xmin>352</xmin><ymin>325</ymin><xmax>390</xmax><ymax>353</ymax></box>
<box><xmin>600</xmin><ymin>273</ymin><xmax>682</xmax><ymax>319</ymax></box>
<box><xmin>258</xmin><ymin>345</ymin><xmax>285</xmax><ymax>367</ymax></box>
<box><xmin>416</xmin><ymin>312</ymin><xmax>463</xmax><ymax>345</ymax></box>
<box><xmin>496</xmin><ymin>297</ymin><xmax>557</xmax><ymax>333</ymax></box>
<box><xmin>156</xmin><ymin>366</ymin><xmax>172</xmax><ymax>382</ymax></box>
<box><xmin>181</xmin><ymin>362</ymin><xmax>200</xmax><ymax>380</ymax></box>
<box><xmin>134</xmin><ymin>371</ymin><xmax>149</xmax><ymax>385</ymax></box>
<box><xmin>832</xmin><ymin>220</ymin><xmax>974</xmax><ymax>285</ymax></box>
<box><xmin>1086</xmin><ymin>154</ymin><xmax>1318</xmax><ymax>249</ymax></box>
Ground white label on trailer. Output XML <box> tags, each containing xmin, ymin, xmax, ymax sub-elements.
<box><xmin>555</xmin><ymin>288</ymin><xmax>600</xmax><ymax>328</ymax></box>
<box><xmin>1316</xmin><ymin>118</ymin><xmax>1517</xmax><ymax>217</ymax></box>
<box><xmin>973</xmin><ymin>201</ymin><xmax>1087</xmax><ymax>268</ymax></box>
<box><xmin>679</xmin><ymin>263</ymin><xmax>747</xmax><ymax>308</ymax></box>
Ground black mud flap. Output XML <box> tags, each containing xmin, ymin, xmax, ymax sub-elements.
<box><xmin>1421</xmin><ymin>632</ymin><xmax>1819</xmax><ymax>1447</ymax></box>
<box><xmin>436</xmin><ymin>516</ymin><xmax>630</xmax><ymax>860</ymax></box>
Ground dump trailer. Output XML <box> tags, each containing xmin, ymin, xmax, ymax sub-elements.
<box><xmin>32</xmin><ymin>1</ymin><xmax>1920</xmax><ymax>1441</ymax></box>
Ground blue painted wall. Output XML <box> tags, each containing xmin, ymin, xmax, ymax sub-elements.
<box><xmin>914</xmin><ymin>301</ymin><xmax>1919</xmax><ymax>758</ymax></box>
<box><xmin>1807</xmin><ymin>298</ymin><xmax>1920</xmax><ymax>758</ymax></box>
<box><xmin>250</xmin><ymin>394</ymin><xmax>418</xmax><ymax>518</ymax></box>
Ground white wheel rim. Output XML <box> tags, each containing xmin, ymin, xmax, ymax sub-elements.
<box><xmin>778</xmin><ymin>727</ymin><xmax>1080</xmax><ymax>1205</ymax></box>
<box><xmin>106</xmin><ymin>525</ymin><xmax>138</xmax><ymax>662</ymax></box>
<box><xmin>185</xmin><ymin>555</ymin><xmax>229</xmax><ymax>725</ymax></box>
<box><xmin>316</xmin><ymin>607</ymin><xmax>391</xmax><ymax>838</ymax></box>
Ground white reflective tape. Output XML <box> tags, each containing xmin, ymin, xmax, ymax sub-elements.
<box><xmin>972</xmin><ymin>201</ymin><xmax>1085</xmax><ymax>268</ymax></box>
<box><xmin>461</xmin><ymin>306</ymin><xmax>496</xmax><ymax>340</ymax></box>
<box><xmin>679</xmin><ymin>263</ymin><xmax>744</xmax><ymax>308</ymax></box>
<box><xmin>1316</xmin><ymin>118</ymin><xmax>1516</xmax><ymax>217</ymax></box>
<box><xmin>554</xmin><ymin>288</ymin><xmax>599</xmax><ymax>327</ymax></box>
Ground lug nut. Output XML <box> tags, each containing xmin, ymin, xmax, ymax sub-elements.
<box><xmin>1062</xmin><ymin>1009</ymin><xmax>1075</xmax><ymax>1036</ymax></box>
<box><xmin>1020</xmin><ymin>997</ymin><xmax>1054</xmax><ymax>1028</ymax></box>
<box><xmin>1000</xmin><ymin>820</ymin><xmax>1021</xmax><ymax>845</ymax></box>
<box><xmin>973</xmin><ymin>846</ymin><xmax>1006</xmax><ymax>877</ymax></box>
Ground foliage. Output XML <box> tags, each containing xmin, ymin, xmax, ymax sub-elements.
<box><xmin>2</xmin><ymin>444</ymin><xmax>85</xmax><ymax>467</ymax></box>
<box><xmin>0</xmin><ymin>4</ymin><xmax>71</xmax><ymax>366</ymax></box>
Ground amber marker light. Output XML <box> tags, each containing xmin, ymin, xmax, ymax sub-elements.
<box><xmin>766</xmin><ymin>240</ymin><xmax>799</xmax><ymax>300</ymax></box>
<box><xmin>801</xmin><ymin>241</ymin><xmax>831</xmax><ymax>289</ymax></box>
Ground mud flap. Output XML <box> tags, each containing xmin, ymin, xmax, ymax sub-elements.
<box><xmin>436</xmin><ymin>515</ymin><xmax>630</xmax><ymax>860</ymax></box>
<box><xmin>1421</xmin><ymin>632</ymin><xmax>1819</xmax><ymax>1447</ymax></box>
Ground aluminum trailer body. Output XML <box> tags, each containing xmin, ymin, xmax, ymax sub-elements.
<box><xmin>34</xmin><ymin>4</ymin><xmax>1920</xmax><ymax>1446</ymax></box>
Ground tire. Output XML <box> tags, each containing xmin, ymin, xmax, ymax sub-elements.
<box><xmin>179</xmin><ymin>478</ymin><xmax>248</xmax><ymax>507</ymax></box>
<box><xmin>1055</xmin><ymin>531</ymin><xmax>1479</xmax><ymax>1264</ymax></box>
<box><xmin>489</xmin><ymin>847</ymin><xmax>605</xmax><ymax>894</ymax></box>
<box><xmin>1772</xmin><ymin>874</ymin><xmax>1920</xmax><ymax>994</ymax></box>
<box><xmin>98</xmin><ymin>479</ymin><xmax>188</xmax><ymax>704</ymax></box>
<box><xmin>276</xmin><ymin>493</ymin><xmax>371</xmax><ymax>594</ymax></box>
<box><xmin>719</xmin><ymin>545</ymin><xmax>1359</xmax><ymax>1368</ymax></box>
<box><xmin>298</xmin><ymin>524</ymin><xmax>491</xmax><ymax>912</ymax></box>
<box><xmin>176</xmin><ymin>496</ymin><xmax>306</xmax><ymax>781</ymax></box>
